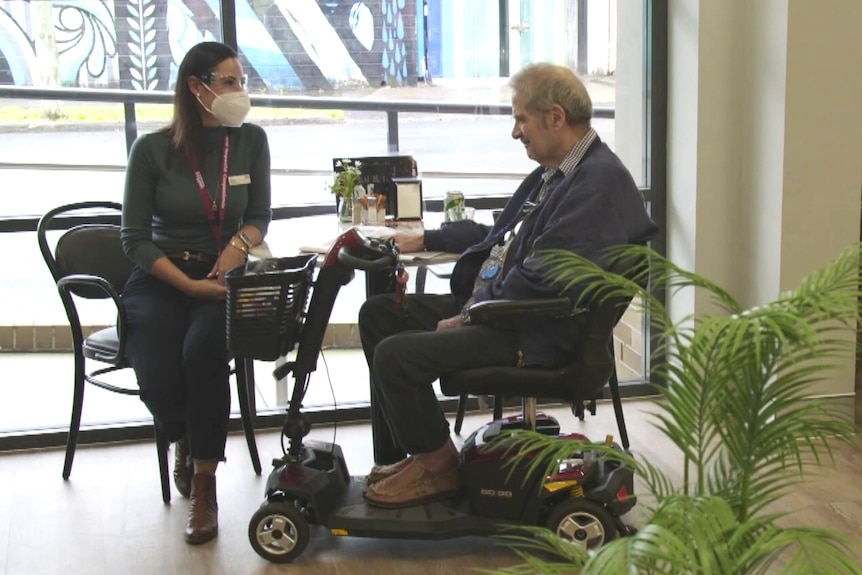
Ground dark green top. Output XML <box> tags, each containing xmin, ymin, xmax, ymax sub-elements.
<box><xmin>121</xmin><ymin>124</ymin><xmax>272</xmax><ymax>271</ymax></box>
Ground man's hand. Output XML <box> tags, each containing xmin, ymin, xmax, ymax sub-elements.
<box><xmin>436</xmin><ymin>315</ymin><xmax>464</xmax><ymax>331</ymax></box>
<box><xmin>396</xmin><ymin>268</ymin><xmax>410</xmax><ymax>285</ymax></box>
<box><xmin>394</xmin><ymin>229</ymin><xmax>425</xmax><ymax>253</ymax></box>
<box><xmin>184</xmin><ymin>278</ymin><xmax>227</xmax><ymax>301</ymax></box>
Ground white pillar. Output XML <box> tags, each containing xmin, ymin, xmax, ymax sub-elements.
<box><xmin>667</xmin><ymin>0</ymin><xmax>862</xmax><ymax>397</ymax></box>
<box><xmin>614</xmin><ymin>0</ymin><xmax>645</xmax><ymax>184</ymax></box>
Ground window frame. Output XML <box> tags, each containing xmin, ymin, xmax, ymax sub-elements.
<box><xmin>0</xmin><ymin>0</ymin><xmax>667</xmax><ymax>450</ymax></box>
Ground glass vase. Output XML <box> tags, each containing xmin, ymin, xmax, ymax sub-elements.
<box><xmin>337</xmin><ymin>195</ymin><xmax>353</xmax><ymax>223</ymax></box>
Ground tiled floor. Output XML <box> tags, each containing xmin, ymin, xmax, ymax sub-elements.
<box><xmin>2</xmin><ymin>396</ymin><xmax>860</xmax><ymax>575</ymax></box>
<box><xmin>2</xmin><ymin>346</ymin><xmax>860</xmax><ymax>573</ymax></box>
<box><xmin>0</xmin><ymin>342</ymin><xmax>660</xmax><ymax>574</ymax></box>
<box><xmin>0</xmin><ymin>400</ymin><xmax>650</xmax><ymax>575</ymax></box>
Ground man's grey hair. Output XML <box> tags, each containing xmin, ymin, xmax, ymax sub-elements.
<box><xmin>509</xmin><ymin>63</ymin><xmax>593</xmax><ymax>125</ymax></box>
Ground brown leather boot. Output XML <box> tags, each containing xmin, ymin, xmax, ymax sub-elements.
<box><xmin>173</xmin><ymin>437</ymin><xmax>192</xmax><ymax>498</ymax></box>
<box><xmin>184</xmin><ymin>474</ymin><xmax>218</xmax><ymax>544</ymax></box>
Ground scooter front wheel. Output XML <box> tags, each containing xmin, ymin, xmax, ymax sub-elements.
<box><xmin>546</xmin><ymin>498</ymin><xmax>617</xmax><ymax>551</ymax></box>
<box><xmin>248</xmin><ymin>501</ymin><xmax>310</xmax><ymax>563</ymax></box>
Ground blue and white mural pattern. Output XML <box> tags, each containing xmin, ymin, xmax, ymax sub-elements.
<box><xmin>0</xmin><ymin>0</ymin><xmax>418</xmax><ymax>91</ymax></box>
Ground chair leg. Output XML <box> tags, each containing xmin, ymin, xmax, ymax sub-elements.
<box><xmin>63</xmin><ymin>351</ymin><xmax>87</xmax><ymax>480</ymax></box>
<box><xmin>154</xmin><ymin>425</ymin><xmax>171</xmax><ymax>504</ymax></box>
<box><xmin>573</xmin><ymin>400</ymin><xmax>586</xmax><ymax>421</ymax></box>
<box><xmin>235</xmin><ymin>357</ymin><xmax>262</xmax><ymax>475</ymax></box>
<box><xmin>453</xmin><ymin>393</ymin><xmax>468</xmax><ymax>434</ymax></box>
<box><xmin>607</xmin><ymin>368</ymin><xmax>629</xmax><ymax>450</ymax></box>
<box><xmin>522</xmin><ymin>397</ymin><xmax>537</xmax><ymax>431</ymax></box>
<box><xmin>415</xmin><ymin>265</ymin><xmax>428</xmax><ymax>295</ymax></box>
<box><xmin>492</xmin><ymin>395</ymin><xmax>503</xmax><ymax>421</ymax></box>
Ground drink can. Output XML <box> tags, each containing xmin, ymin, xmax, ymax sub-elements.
<box><xmin>444</xmin><ymin>190</ymin><xmax>465</xmax><ymax>222</ymax></box>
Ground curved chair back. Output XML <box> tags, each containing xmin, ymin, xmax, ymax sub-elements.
<box><xmin>440</xmin><ymin>249</ymin><xmax>649</xmax><ymax>447</ymax></box>
<box><xmin>439</xmin><ymin>292</ymin><xmax>632</xmax><ymax>402</ymax></box>
<box><xmin>36</xmin><ymin>201</ymin><xmax>262</xmax><ymax>501</ymax></box>
<box><xmin>570</xmin><ymin>295</ymin><xmax>631</xmax><ymax>399</ymax></box>
<box><xmin>37</xmin><ymin>201</ymin><xmax>129</xmax><ymax>300</ymax></box>
<box><xmin>569</xmin><ymin>260</ymin><xmax>642</xmax><ymax>399</ymax></box>
<box><xmin>37</xmin><ymin>202</ymin><xmax>129</xmax><ymax>357</ymax></box>
<box><xmin>54</xmin><ymin>225</ymin><xmax>134</xmax><ymax>300</ymax></box>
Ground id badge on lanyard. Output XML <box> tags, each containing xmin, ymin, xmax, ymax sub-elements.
<box><xmin>190</xmin><ymin>133</ymin><xmax>230</xmax><ymax>249</ymax></box>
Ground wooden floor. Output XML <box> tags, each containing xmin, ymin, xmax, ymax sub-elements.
<box><xmin>0</xmin><ymin>397</ymin><xmax>860</xmax><ymax>575</ymax></box>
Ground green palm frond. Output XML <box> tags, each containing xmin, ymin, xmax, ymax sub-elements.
<box><xmin>583</xmin><ymin>496</ymin><xmax>742</xmax><ymax>574</ymax></box>
<box><xmin>585</xmin><ymin>497</ymin><xmax>862</xmax><ymax>575</ymax></box>
<box><xmin>731</xmin><ymin>523</ymin><xmax>862</xmax><ymax>575</ymax></box>
<box><xmin>538</xmin><ymin>244</ymin><xmax>745</xmax><ymax>325</ymax></box>
<box><xmin>484</xmin><ymin>242</ymin><xmax>862</xmax><ymax>574</ymax></box>
<box><xmin>485</xmin><ymin>430</ymin><xmax>637</xmax><ymax>487</ymax></box>
<box><xmin>477</xmin><ymin>526</ymin><xmax>590</xmax><ymax>574</ymax></box>
<box><xmin>632</xmin><ymin>456</ymin><xmax>679</xmax><ymax>502</ymax></box>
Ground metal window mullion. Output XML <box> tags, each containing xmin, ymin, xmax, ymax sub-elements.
<box><xmin>646</xmin><ymin>0</ymin><xmax>668</xmax><ymax>387</ymax></box>
<box><xmin>123</xmin><ymin>102</ymin><xmax>138</xmax><ymax>157</ymax></box>
<box><xmin>220</xmin><ymin>0</ymin><xmax>238</xmax><ymax>51</ymax></box>
<box><xmin>387</xmin><ymin>111</ymin><xmax>400</xmax><ymax>152</ymax></box>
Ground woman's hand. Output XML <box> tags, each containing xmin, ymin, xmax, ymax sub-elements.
<box><xmin>151</xmin><ymin>257</ymin><xmax>227</xmax><ymax>300</ymax></box>
<box><xmin>209</xmin><ymin>246</ymin><xmax>247</xmax><ymax>286</ymax></box>
<box><xmin>184</xmin><ymin>278</ymin><xmax>227</xmax><ymax>300</ymax></box>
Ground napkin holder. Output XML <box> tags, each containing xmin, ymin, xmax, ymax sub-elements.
<box><xmin>390</xmin><ymin>178</ymin><xmax>423</xmax><ymax>220</ymax></box>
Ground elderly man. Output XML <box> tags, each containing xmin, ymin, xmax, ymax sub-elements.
<box><xmin>358</xmin><ymin>63</ymin><xmax>658</xmax><ymax>508</ymax></box>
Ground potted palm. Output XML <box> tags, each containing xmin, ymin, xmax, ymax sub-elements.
<box><xmin>483</xmin><ymin>243</ymin><xmax>862</xmax><ymax>574</ymax></box>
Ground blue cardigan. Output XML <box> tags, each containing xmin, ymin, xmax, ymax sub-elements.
<box><xmin>425</xmin><ymin>137</ymin><xmax>658</xmax><ymax>366</ymax></box>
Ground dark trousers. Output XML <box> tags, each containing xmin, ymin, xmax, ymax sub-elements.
<box><xmin>358</xmin><ymin>294</ymin><xmax>520</xmax><ymax>456</ymax></box>
<box><xmin>123</xmin><ymin>262</ymin><xmax>230</xmax><ymax>461</ymax></box>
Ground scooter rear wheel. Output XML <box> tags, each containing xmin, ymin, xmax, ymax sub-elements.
<box><xmin>546</xmin><ymin>498</ymin><xmax>617</xmax><ymax>551</ymax></box>
<box><xmin>248</xmin><ymin>501</ymin><xmax>310</xmax><ymax>563</ymax></box>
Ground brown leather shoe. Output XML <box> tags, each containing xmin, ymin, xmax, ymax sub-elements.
<box><xmin>173</xmin><ymin>437</ymin><xmax>192</xmax><ymax>499</ymax></box>
<box><xmin>184</xmin><ymin>474</ymin><xmax>218</xmax><ymax>544</ymax></box>
<box><xmin>365</xmin><ymin>456</ymin><xmax>413</xmax><ymax>485</ymax></box>
<box><xmin>365</xmin><ymin>458</ymin><xmax>460</xmax><ymax>508</ymax></box>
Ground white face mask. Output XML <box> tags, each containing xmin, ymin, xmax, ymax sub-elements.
<box><xmin>198</xmin><ymin>82</ymin><xmax>250</xmax><ymax>127</ymax></box>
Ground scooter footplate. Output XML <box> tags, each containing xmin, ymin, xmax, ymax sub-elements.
<box><xmin>327</xmin><ymin>481</ymin><xmax>502</xmax><ymax>539</ymax></box>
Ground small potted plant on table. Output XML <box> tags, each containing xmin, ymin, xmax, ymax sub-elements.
<box><xmin>331</xmin><ymin>159</ymin><xmax>363</xmax><ymax>223</ymax></box>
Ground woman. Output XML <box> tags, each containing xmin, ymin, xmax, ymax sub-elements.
<box><xmin>121</xmin><ymin>41</ymin><xmax>271</xmax><ymax>544</ymax></box>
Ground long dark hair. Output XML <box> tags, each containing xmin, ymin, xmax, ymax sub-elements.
<box><xmin>167</xmin><ymin>41</ymin><xmax>238</xmax><ymax>160</ymax></box>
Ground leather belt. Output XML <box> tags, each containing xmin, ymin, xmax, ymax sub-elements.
<box><xmin>166</xmin><ymin>251</ymin><xmax>215</xmax><ymax>263</ymax></box>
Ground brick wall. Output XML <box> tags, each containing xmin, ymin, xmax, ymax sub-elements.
<box><xmin>0</xmin><ymin>323</ymin><xmax>362</xmax><ymax>352</ymax></box>
<box><xmin>612</xmin><ymin>296</ymin><xmax>645</xmax><ymax>380</ymax></box>
<box><xmin>1</xmin><ymin>304</ymin><xmax>647</xmax><ymax>382</ymax></box>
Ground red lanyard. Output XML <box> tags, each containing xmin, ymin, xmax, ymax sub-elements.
<box><xmin>190</xmin><ymin>133</ymin><xmax>230</xmax><ymax>249</ymax></box>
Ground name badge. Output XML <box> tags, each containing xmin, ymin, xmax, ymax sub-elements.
<box><xmin>480</xmin><ymin>264</ymin><xmax>501</xmax><ymax>281</ymax></box>
<box><xmin>229</xmin><ymin>174</ymin><xmax>251</xmax><ymax>186</ymax></box>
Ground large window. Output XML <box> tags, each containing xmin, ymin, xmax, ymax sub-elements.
<box><xmin>0</xmin><ymin>0</ymin><xmax>665</xmax><ymax>442</ymax></box>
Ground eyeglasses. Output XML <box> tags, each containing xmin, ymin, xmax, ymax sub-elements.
<box><xmin>199</xmin><ymin>72</ymin><xmax>248</xmax><ymax>89</ymax></box>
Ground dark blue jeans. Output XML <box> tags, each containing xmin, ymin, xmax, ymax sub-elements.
<box><xmin>123</xmin><ymin>261</ymin><xmax>230</xmax><ymax>461</ymax></box>
<box><xmin>358</xmin><ymin>294</ymin><xmax>520</xmax><ymax>457</ymax></box>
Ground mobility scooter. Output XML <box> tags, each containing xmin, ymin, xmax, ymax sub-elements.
<box><xmin>225</xmin><ymin>227</ymin><xmax>637</xmax><ymax>564</ymax></box>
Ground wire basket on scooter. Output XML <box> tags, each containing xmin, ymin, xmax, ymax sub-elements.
<box><xmin>225</xmin><ymin>254</ymin><xmax>317</xmax><ymax>361</ymax></box>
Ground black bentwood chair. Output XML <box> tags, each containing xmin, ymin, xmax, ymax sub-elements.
<box><xmin>37</xmin><ymin>201</ymin><xmax>262</xmax><ymax>503</ymax></box>
<box><xmin>441</xmin><ymin>254</ymin><xmax>647</xmax><ymax>450</ymax></box>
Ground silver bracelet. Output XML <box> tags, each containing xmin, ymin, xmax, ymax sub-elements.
<box><xmin>236</xmin><ymin>231</ymin><xmax>253</xmax><ymax>249</ymax></box>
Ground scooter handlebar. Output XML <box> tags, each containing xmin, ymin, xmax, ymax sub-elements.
<box><xmin>336</xmin><ymin>246</ymin><xmax>397</xmax><ymax>271</ymax></box>
<box><xmin>323</xmin><ymin>227</ymin><xmax>401</xmax><ymax>272</ymax></box>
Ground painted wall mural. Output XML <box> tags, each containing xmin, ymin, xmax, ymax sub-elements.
<box><xmin>0</xmin><ymin>0</ymin><xmax>419</xmax><ymax>91</ymax></box>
